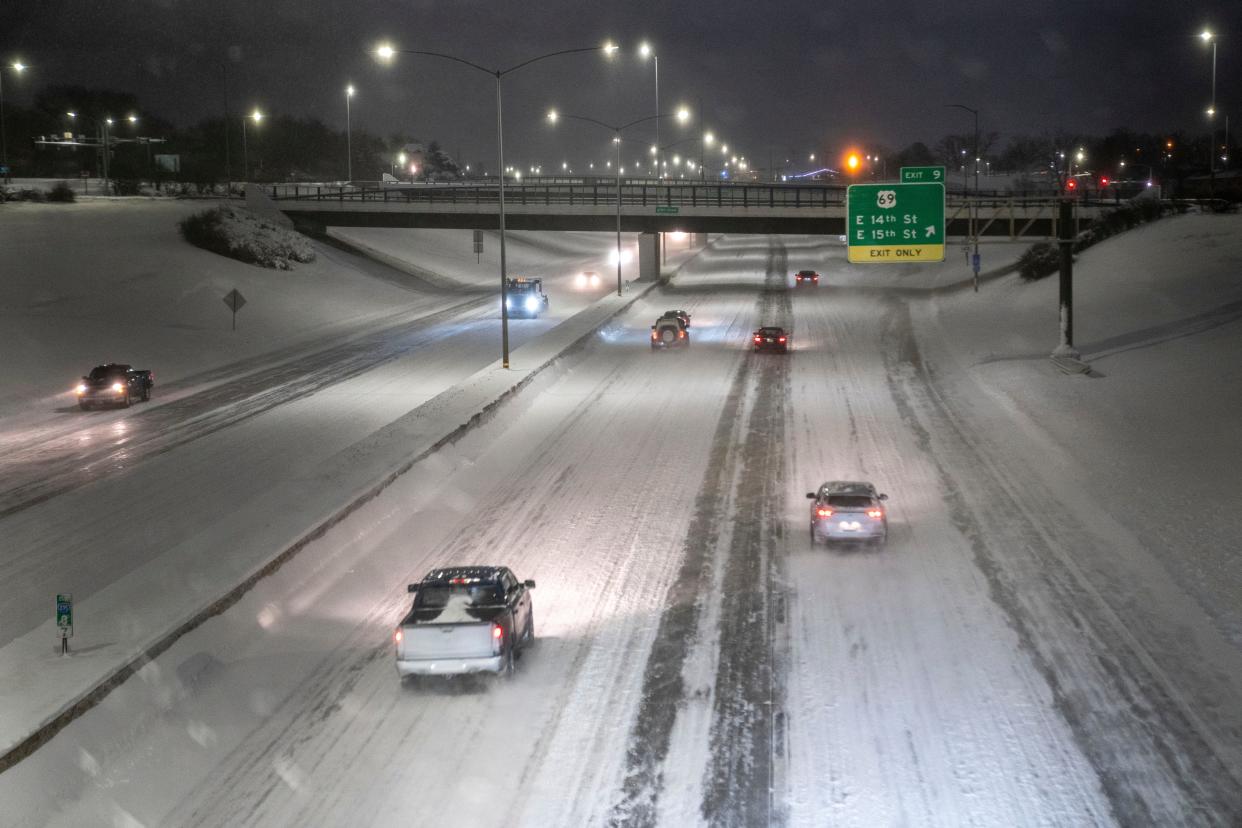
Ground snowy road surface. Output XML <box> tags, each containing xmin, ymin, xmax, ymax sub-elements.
<box><xmin>4</xmin><ymin>228</ymin><xmax>1242</xmax><ymax>826</ymax></box>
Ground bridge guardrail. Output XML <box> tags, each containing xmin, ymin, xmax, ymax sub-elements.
<box><xmin>270</xmin><ymin>181</ymin><xmax>1122</xmax><ymax>211</ymax></box>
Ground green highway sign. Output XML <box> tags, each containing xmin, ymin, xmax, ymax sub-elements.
<box><xmin>847</xmin><ymin>182</ymin><xmax>945</xmax><ymax>263</ymax></box>
<box><xmin>56</xmin><ymin>593</ymin><xmax>73</xmax><ymax>636</ymax></box>
<box><xmin>899</xmin><ymin>165</ymin><xmax>946</xmax><ymax>183</ymax></box>
<box><xmin>655</xmin><ymin>205</ymin><xmax>679</xmax><ymax>215</ymax></box>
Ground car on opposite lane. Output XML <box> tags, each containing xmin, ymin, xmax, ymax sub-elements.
<box><xmin>74</xmin><ymin>363</ymin><xmax>154</xmax><ymax>410</ymax></box>
<box><xmin>752</xmin><ymin>326</ymin><xmax>790</xmax><ymax>353</ymax></box>
<box><xmin>807</xmin><ymin>481</ymin><xmax>889</xmax><ymax>546</ymax></box>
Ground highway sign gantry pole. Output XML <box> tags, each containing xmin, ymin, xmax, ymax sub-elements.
<box><xmin>846</xmin><ymin>182</ymin><xmax>945</xmax><ymax>263</ymax></box>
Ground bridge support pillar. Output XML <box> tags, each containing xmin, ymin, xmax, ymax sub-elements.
<box><xmin>638</xmin><ymin>232</ymin><xmax>660</xmax><ymax>282</ymax></box>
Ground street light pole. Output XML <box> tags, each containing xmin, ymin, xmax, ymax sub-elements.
<box><xmin>376</xmin><ymin>41</ymin><xmax>619</xmax><ymax>369</ymax></box>
<box><xmin>345</xmin><ymin>85</ymin><xmax>355</xmax><ymax>183</ymax></box>
<box><xmin>946</xmin><ymin>103</ymin><xmax>980</xmax><ymax>291</ymax></box>
<box><xmin>549</xmin><ymin>108</ymin><xmax>689</xmax><ymax>296</ymax></box>
<box><xmin>0</xmin><ymin>61</ymin><xmax>26</xmax><ymax>184</ymax></box>
<box><xmin>1202</xmin><ymin>30</ymin><xmax>1218</xmax><ymax>197</ymax></box>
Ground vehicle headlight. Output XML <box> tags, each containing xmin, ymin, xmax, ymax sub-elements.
<box><xmin>575</xmin><ymin>273</ymin><xmax>587</xmax><ymax>287</ymax></box>
<box><xmin>505</xmin><ymin>297</ymin><xmax>512</xmax><ymax>308</ymax></box>
<box><xmin>74</xmin><ymin>384</ymin><xmax>86</xmax><ymax>395</ymax></box>
<box><xmin>525</xmin><ymin>296</ymin><xmax>539</xmax><ymax>311</ymax></box>
<box><xmin>590</xmin><ymin>274</ymin><xmax>600</xmax><ymax>286</ymax></box>
<box><xmin>111</xmin><ymin>383</ymin><xmax>124</xmax><ymax>393</ymax></box>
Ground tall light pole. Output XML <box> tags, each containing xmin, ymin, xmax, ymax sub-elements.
<box><xmin>1201</xmin><ymin>30</ymin><xmax>1218</xmax><ymax>197</ymax></box>
<box><xmin>946</xmin><ymin>103</ymin><xmax>980</xmax><ymax>290</ymax></box>
<box><xmin>345</xmin><ymin>84</ymin><xmax>355</xmax><ymax>183</ymax></box>
<box><xmin>549</xmin><ymin>107</ymin><xmax>689</xmax><ymax>296</ymax></box>
<box><xmin>639</xmin><ymin>42</ymin><xmax>659</xmax><ymax>177</ymax></box>
<box><xmin>0</xmin><ymin>60</ymin><xmax>27</xmax><ymax>184</ymax></box>
<box><xmin>376</xmin><ymin>40</ymin><xmax>619</xmax><ymax>369</ymax></box>
<box><xmin>242</xmin><ymin>109</ymin><xmax>262</xmax><ymax>181</ymax></box>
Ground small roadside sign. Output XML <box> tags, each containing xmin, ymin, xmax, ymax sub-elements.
<box><xmin>223</xmin><ymin>288</ymin><xmax>247</xmax><ymax>331</ymax></box>
<box><xmin>900</xmin><ymin>165</ymin><xmax>946</xmax><ymax>183</ymax></box>
<box><xmin>57</xmin><ymin>593</ymin><xmax>73</xmax><ymax>653</ymax></box>
<box><xmin>655</xmin><ymin>205</ymin><xmax>679</xmax><ymax>215</ymax></box>
<box><xmin>847</xmin><ymin>182</ymin><xmax>945</xmax><ymax>263</ymax></box>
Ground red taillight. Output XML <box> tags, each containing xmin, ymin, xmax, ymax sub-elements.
<box><xmin>651</xmin><ymin>331</ymin><xmax>658</xmax><ymax>339</ymax></box>
<box><xmin>778</xmin><ymin>336</ymin><xmax>786</xmax><ymax>343</ymax></box>
<box><xmin>754</xmin><ymin>335</ymin><xmax>762</xmax><ymax>342</ymax></box>
<box><xmin>867</xmin><ymin>509</ymin><xmax>883</xmax><ymax>519</ymax></box>
<box><xmin>816</xmin><ymin>508</ymin><xmax>833</xmax><ymax>518</ymax></box>
<box><xmin>394</xmin><ymin>628</ymin><xmax>403</xmax><ymax>643</ymax></box>
<box><xmin>678</xmin><ymin>330</ymin><xmax>685</xmax><ymax>338</ymax></box>
<box><xmin>492</xmin><ymin>624</ymin><xmax>503</xmax><ymax>640</ymax></box>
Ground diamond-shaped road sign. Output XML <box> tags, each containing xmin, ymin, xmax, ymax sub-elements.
<box><xmin>223</xmin><ymin>288</ymin><xmax>247</xmax><ymax>313</ymax></box>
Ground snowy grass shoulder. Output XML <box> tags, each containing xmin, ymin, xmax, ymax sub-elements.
<box><xmin>179</xmin><ymin>203</ymin><xmax>316</xmax><ymax>270</ymax></box>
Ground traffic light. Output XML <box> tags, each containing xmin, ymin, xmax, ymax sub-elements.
<box><xmin>1065</xmin><ymin>178</ymin><xmax>1078</xmax><ymax>191</ymax></box>
<box><xmin>1099</xmin><ymin>176</ymin><xmax>1110</xmax><ymax>187</ymax></box>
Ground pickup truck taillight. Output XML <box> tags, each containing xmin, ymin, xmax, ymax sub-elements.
<box><xmin>393</xmin><ymin>628</ymin><xmax>403</xmax><ymax>644</ymax></box>
<box><xmin>491</xmin><ymin>623</ymin><xmax>504</xmax><ymax>655</ymax></box>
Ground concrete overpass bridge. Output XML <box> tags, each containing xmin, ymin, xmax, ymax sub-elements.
<box><xmin>271</xmin><ymin>179</ymin><xmax>1107</xmax><ymax>238</ymax></box>
<box><xmin>268</xmin><ymin>179</ymin><xmax>1111</xmax><ymax>281</ymax></box>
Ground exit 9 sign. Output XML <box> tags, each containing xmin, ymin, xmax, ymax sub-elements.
<box><xmin>846</xmin><ymin>182</ymin><xmax>945</xmax><ymax>263</ymax></box>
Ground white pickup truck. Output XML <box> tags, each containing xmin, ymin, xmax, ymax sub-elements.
<box><xmin>395</xmin><ymin>566</ymin><xmax>535</xmax><ymax>681</ymax></box>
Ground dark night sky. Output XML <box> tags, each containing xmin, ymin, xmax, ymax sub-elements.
<box><xmin>4</xmin><ymin>0</ymin><xmax>1241</xmax><ymax>173</ymax></box>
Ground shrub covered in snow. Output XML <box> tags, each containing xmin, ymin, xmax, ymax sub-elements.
<box><xmin>179</xmin><ymin>204</ymin><xmax>316</xmax><ymax>270</ymax></box>
<box><xmin>1019</xmin><ymin>199</ymin><xmax>1187</xmax><ymax>281</ymax></box>
<box><xmin>47</xmin><ymin>182</ymin><xmax>76</xmax><ymax>203</ymax></box>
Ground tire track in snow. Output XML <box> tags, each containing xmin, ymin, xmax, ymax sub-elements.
<box><xmin>882</xmin><ymin>298</ymin><xmax>1242</xmax><ymax>825</ymax></box>
<box><xmin>0</xmin><ymin>296</ymin><xmax>489</xmax><ymax>519</ymax></box>
<box><xmin>609</xmin><ymin>237</ymin><xmax>791</xmax><ymax>827</ymax></box>
<box><xmin>699</xmin><ymin>236</ymin><xmax>790</xmax><ymax>827</ymax></box>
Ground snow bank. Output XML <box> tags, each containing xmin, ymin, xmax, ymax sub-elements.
<box><xmin>179</xmin><ymin>203</ymin><xmax>315</xmax><ymax>270</ymax></box>
<box><xmin>0</xmin><ymin>200</ymin><xmax>433</xmax><ymax>417</ymax></box>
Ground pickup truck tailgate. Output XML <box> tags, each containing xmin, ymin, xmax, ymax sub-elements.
<box><xmin>400</xmin><ymin>623</ymin><xmax>495</xmax><ymax>660</ymax></box>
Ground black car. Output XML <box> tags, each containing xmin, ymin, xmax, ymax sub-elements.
<box><xmin>795</xmin><ymin>270</ymin><xmax>819</xmax><ymax>286</ymax></box>
<box><xmin>752</xmin><ymin>326</ymin><xmax>789</xmax><ymax>353</ymax></box>
<box><xmin>74</xmin><ymin>363</ymin><xmax>153</xmax><ymax>410</ymax></box>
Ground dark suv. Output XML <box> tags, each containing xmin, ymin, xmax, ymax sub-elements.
<box><xmin>795</xmin><ymin>270</ymin><xmax>819</xmax><ymax>286</ymax></box>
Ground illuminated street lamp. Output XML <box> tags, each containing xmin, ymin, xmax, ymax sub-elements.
<box><xmin>345</xmin><ymin>84</ymin><xmax>355</xmax><ymax>182</ymax></box>
<box><xmin>1201</xmin><ymin>29</ymin><xmax>1219</xmax><ymax>195</ymax></box>
<box><xmin>549</xmin><ymin>105</ymin><xmax>690</xmax><ymax>295</ymax></box>
<box><xmin>638</xmin><ymin>42</ymin><xmax>662</xmax><ymax>176</ymax></box>
<box><xmin>376</xmin><ymin>39</ymin><xmax>618</xmax><ymax>368</ymax></box>
<box><xmin>242</xmin><ymin>108</ymin><xmax>262</xmax><ymax>181</ymax></box>
<box><xmin>0</xmin><ymin>59</ymin><xmax>28</xmax><ymax>183</ymax></box>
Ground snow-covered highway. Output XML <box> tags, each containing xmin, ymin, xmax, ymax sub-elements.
<box><xmin>3</xmin><ymin>211</ymin><xmax>1242</xmax><ymax>826</ymax></box>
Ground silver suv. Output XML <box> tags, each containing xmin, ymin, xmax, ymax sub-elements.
<box><xmin>806</xmin><ymin>481</ymin><xmax>889</xmax><ymax>546</ymax></box>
